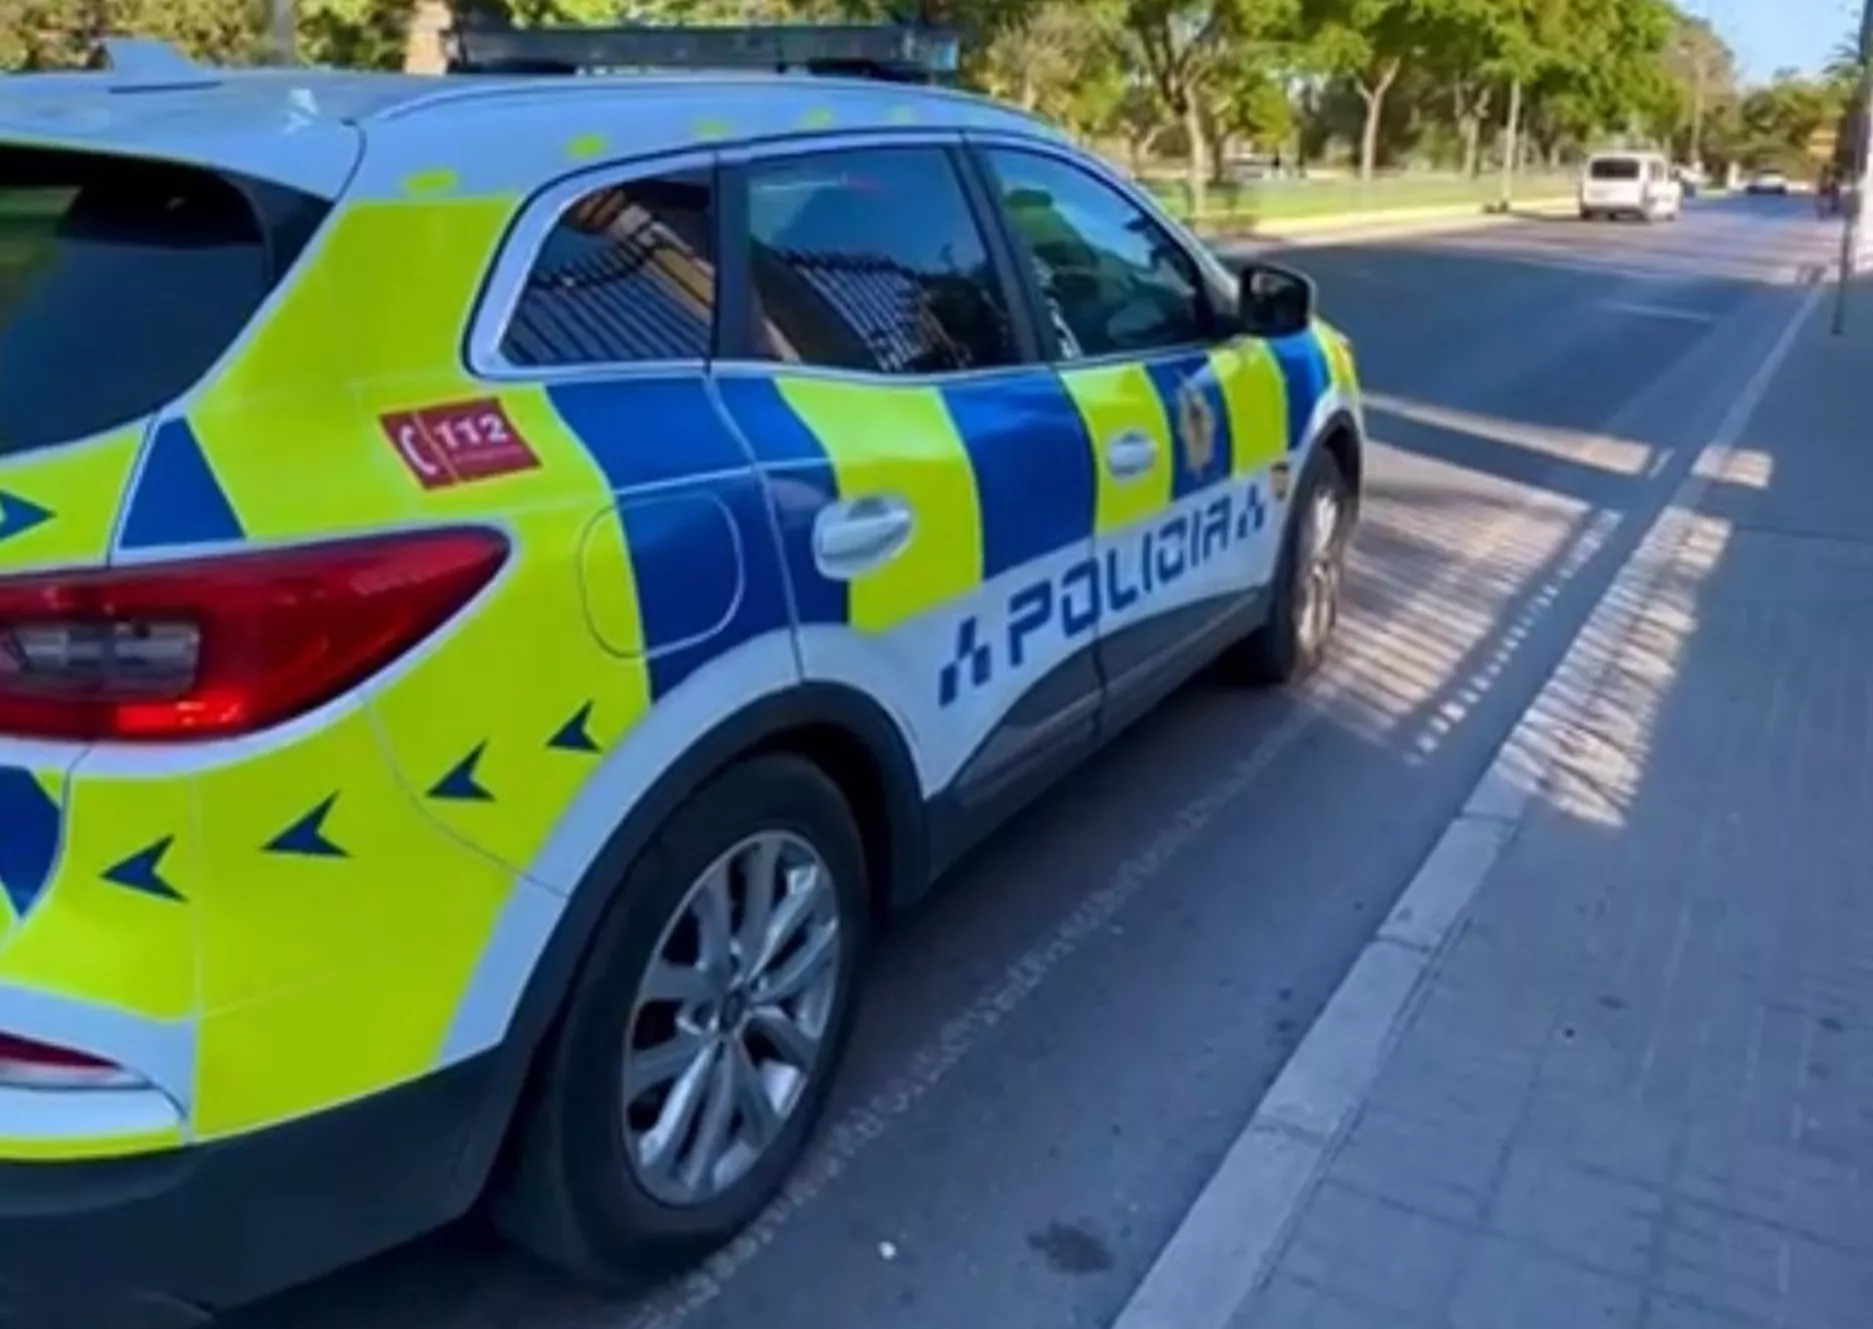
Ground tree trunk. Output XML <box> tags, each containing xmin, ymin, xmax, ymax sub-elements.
<box><xmin>1470</xmin><ymin>88</ymin><xmax>1492</xmax><ymax>176</ymax></box>
<box><xmin>1689</xmin><ymin>55</ymin><xmax>1706</xmax><ymax>166</ymax></box>
<box><xmin>1356</xmin><ymin>58</ymin><xmax>1400</xmax><ymax>182</ymax></box>
<box><xmin>1498</xmin><ymin>77</ymin><xmax>1523</xmax><ymax>207</ymax></box>
<box><xmin>406</xmin><ymin>0</ymin><xmax>453</xmax><ymax>73</ymax></box>
<box><xmin>1183</xmin><ymin>96</ymin><xmax>1209</xmax><ymax>219</ymax></box>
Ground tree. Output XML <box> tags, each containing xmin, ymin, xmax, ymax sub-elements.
<box><xmin>301</xmin><ymin>0</ymin><xmax>419</xmax><ymax>68</ymax></box>
<box><xmin>979</xmin><ymin>0</ymin><xmax>1124</xmax><ymax>124</ymax></box>
<box><xmin>1298</xmin><ymin>0</ymin><xmax>1454</xmax><ymax>180</ymax></box>
<box><xmin>1661</xmin><ymin>13</ymin><xmax>1734</xmax><ymax>166</ymax></box>
<box><xmin>1735</xmin><ymin>71</ymin><xmax>1846</xmax><ymax>170</ymax></box>
<box><xmin>1122</xmin><ymin>0</ymin><xmax>1293</xmax><ymax>215</ymax></box>
<box><xmin>1213</xmin><ymin>62</ymin><xmax>1297</xmax><ymax>155</ymax></box>
<box><xmin>0</xmin><ymin>0</ymin><xmax>271</xmax><ymax>68</ymax></box>
<box><xmin>1422</xmin><ymin>0</ymin><xmax>1501</xmax><ymax>177</ymax></box>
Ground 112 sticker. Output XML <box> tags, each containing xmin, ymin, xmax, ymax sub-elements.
<box><xmin>381</xmin><ymin>399</ymin><xmax>540</xmax><ymax>489</ymax></box>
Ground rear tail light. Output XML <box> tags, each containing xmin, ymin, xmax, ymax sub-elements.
<box><xmin>0</xmin><ymin>527</ymin><xmax>508</xmax><ymax>742</ymax></box>
<box><xmin>0</xmin><ymin>1032</ymin><xmax>143</xmax><ymax>1090</ymax></box>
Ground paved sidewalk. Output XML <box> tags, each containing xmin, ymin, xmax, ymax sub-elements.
<box><xmin>1211</xmin><ymin>286</ymin><xmax>1873</xmax><ymax>1328</ymax></box>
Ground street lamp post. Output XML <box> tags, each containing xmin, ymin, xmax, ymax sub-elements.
<box><xmin>1833</xmin><ymin>0</ymin><xmax>1873</xmax><ymax>335</ymax></box>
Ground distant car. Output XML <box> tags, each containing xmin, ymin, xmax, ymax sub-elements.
<box><xmin>1746</xmin><ymin>169</ymin><xmax>1790</xmax><ymax>195</ymax></box>
<box><xmin>1579</xmin><ymin>150</ymin><xmax>1682</xmax><ymax>222</ymax></box>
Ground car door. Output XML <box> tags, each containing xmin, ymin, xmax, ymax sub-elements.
<box><xmin>710</xmin><ymin>135</ymin><xmax>1103</xmax><ymax>855</ymax></box>
<box><xmin>377</xmin><ymin>150</ymin><xmax>806</xmax><ymax>881</ymax></box>
<box><xmin>971</xmin><ymin>140</ymin><xmax>1289</xmax><ymax>725</ymax></box>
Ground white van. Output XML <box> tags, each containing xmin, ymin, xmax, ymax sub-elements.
<box><xmin>1579</xmin><ymin>151</ymin><xmax>1682</xmax><ymax>222</ymax></box>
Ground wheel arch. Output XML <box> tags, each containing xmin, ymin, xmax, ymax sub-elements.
<box><xmin>1314</xmin><ymin>406</ymin><xmax>1364</xmax><ymax>509</ymax></box>
<box><xmin>454</xmin><ymin>680</ymin><xmax>927</xmax><ymax>1205</ymax></box>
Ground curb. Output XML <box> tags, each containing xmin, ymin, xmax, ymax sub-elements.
<box><xmin>1194</xmin><ymin>196</ymin><xmax>1576</xmax><ymax>248</ymax></box>
<box><xmin>1105</xmin><ymin>276</ymin><xmax>1827</xmax><ymax>1329</ymax></box>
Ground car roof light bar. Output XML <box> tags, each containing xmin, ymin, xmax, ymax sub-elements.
<box><xmin>443</xmin><ymin>22</ymin><xmax>961</xmax><ymax>85</ymax></box>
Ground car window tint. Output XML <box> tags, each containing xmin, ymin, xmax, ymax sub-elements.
<box><xmin>502</xmin><ymin>170</ymin><xmax>715</xmax><ymax>367</ymax></box>
<box><xmin>745</xmin><ymin>147</ymin><xmax>1015</xmax><ymax>375</ymax></box>
<box><xmin>0</xmin><ymin>148</ymin><xmax>326</xmax><ymax>456</ymax></box>
<box><xmin>1588</xmin><ymin>158</ymin><xmax>1641</xmax><ymax>180</ymax></box>
<box><xmin>984</xmin><ymin>148</ymin><xmax>1209</xmax><ymax>361</ymax></box>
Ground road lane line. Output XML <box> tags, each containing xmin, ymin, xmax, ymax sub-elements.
<box><xmin>1103</xmin><ymin>276</ymin><xmax>1825</xmax><ymax>1329</ymax></box>
<box><xmin>1598</xmin><ymin>299</ymin><xmax>1720</xmax><ymax>323</ymax></box>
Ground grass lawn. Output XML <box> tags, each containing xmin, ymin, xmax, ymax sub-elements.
<box><xmin>1144</xmin><ymin>173</ymin><xmax>1577</xmax><ymax>223</ymax></box>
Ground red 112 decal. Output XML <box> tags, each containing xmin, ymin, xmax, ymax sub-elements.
<box><xmin>380</xmin><ymin>398</ymin><xmax>540</xmax><ymax>490</ymax></box>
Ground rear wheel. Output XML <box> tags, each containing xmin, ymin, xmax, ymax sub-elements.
<box><xmin>1228</xmin><ymin>449</ymin><xmax>1352</xmax><ymax>686</ymax></box>
<box><xmin>492</xmin><ymin>754</ymin><xmax>870</xmax><ymax>1287</ymax></box>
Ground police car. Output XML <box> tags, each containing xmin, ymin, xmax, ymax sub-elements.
<box><xmin>0</xmin><ymin>23</ymin><xmax>1362</xmax><ymax>1324</ymax></box>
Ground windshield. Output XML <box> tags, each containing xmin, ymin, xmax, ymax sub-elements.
<box><xmin>1587</xmin><ymin>158</ymin><xmax>1642</xmax><ymax>181</ymax></box>
<box><xmin>0</xmin><ymin>147</ymin><xmax>329</xmax><ymax>457</ymax></box>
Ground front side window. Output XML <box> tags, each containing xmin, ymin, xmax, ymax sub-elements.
<box><xmin>745</xmin><ymin>146</ymin><xmax>1016</xmax><ymax>376</ymax></box>
<box><xmin>984</xmin><ymin>148</ymin><xmax>1210</xmax><ymax>361</ymax></box>
<box><xmin>501</xmin><ymin>169</ymin><xmax>716</xmax><ymax>367</ymax></box>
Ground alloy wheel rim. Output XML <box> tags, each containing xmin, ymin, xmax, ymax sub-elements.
<box><xmin>621</xmin><ymin>831</ymin><xmax>842</xmax><ymax>1206</ymax></box>
<box><xmin>1294</xmin><ymin>484</ymin><xmax>1343</xmax><ymax>653</ymax></box>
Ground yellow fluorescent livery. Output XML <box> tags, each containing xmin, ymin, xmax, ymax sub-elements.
<box><xmin>0</xmin><ymin>41</ymin><xmax>1366</xmax><ymax>1326</ymax></box>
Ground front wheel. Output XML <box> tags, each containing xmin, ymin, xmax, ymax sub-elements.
<box><xmin>492</xmin><ymin>754</ymin><xmax>870</xmax><ymax>1287</ymax></box>
<box><xmin>1228</xmin><ymin>450</ymin><xmax>1352</xmax><ymax>686</ymax></box>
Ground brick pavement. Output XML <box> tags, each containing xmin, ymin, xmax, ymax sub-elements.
<box><xmin>1225</xmin><ymin>291</ymin><xmax>1873</xmax><ymax>1329</ymax></box>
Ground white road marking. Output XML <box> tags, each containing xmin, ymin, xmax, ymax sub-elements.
<box><xmin>1599</xmin><ymin>298</ymin><xmax>1720</xmax><ymax>323</ymax></box>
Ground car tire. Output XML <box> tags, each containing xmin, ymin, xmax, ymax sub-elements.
<box><xmin>490</xmin><ymin>753</ymin><xmax>871</xmax><ymax>1288</ymax></box>
<box><xmin>1228</xmin><ymin>448</ymin><xmax>1352</xmax><ymax>687</ymax></box>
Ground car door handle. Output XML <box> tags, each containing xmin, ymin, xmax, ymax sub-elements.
<box><xmin>1105</xmin><ymin>431</ymin><xmax>1159</xmax><ymax>479</ymax></box>
<box><xmin>813</xmin><ymin>496</ymin><xmax>914</xmax><ymax>577</ymax></box>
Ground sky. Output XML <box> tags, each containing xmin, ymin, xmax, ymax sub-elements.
<box><xmin>1698</xmin><ymin>0</ymin><xmax>1854</xmax><ymax>82</ymax></box>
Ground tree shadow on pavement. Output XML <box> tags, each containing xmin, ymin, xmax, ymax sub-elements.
<box><xmin>218</xmin><ymin>228</ymin><xmax>1845</xmax><ymax>1329</ymax></box>
<box><xmin>1357</xmin><ymin>298</ymin><xmax>1873</xmax><ymax>1325</ymax></box>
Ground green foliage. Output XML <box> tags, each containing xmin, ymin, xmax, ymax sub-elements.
<box><xmin>0</xmin><ymin>0</ymin><xmax>1843</xmax><ymax>190</ymax></box>
<box><xmin>299</xmin><ymin>0</ymin><xmax>415</xmax><ymax>68</ymax></box>
<box><xmin>1733</xmin><ymin>70</ymin><xmax>1846</xmax><ymax>169</ymax></box>
<box><xmin>0</xmin><ymin>0</ymin><xmax>270</xmax><ymax>68</ymax></box>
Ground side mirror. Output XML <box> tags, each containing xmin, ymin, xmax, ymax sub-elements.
<box><xmin>1237</xmin><ymin>263</ymin><xmax>1315</xmax><ymax>338</ymax></box>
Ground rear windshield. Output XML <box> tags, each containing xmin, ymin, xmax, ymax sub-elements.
<box><xmin>0</xmin><ymin>147</ymin><xmax>330</xmax><ymax>457</ymax></box>
<box><xmin>1587</xmin><ymin>158</ymin><xmax>1642</xmax><ymax>181</ymax></box>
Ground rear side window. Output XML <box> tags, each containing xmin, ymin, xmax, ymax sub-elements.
<box><xmin>0</xmin><ymin>147</ymin><xmax>327</xmax><ymax>457</ymax></box>
<box><xmin>744</xmin><ymin>146</ymin><xmax>1016</xmax><ymax>376</ymax></box>
<box><xmin>1588</xmin><ymin>158</ymin><xmax>1641</xmax><ymax>181</ymax></box>
<box><xmin>500</xmin><ymin>169</ymin><xmax>716</xmax><ymax>367</ymax></box>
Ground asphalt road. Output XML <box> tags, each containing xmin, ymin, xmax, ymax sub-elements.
<box><xmin>229</xmin><ymin>193</ymin><xmax>1842</xmax><ymax>1329</ymax></box>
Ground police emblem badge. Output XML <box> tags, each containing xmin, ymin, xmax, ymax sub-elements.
<box><xmin>1270</xmin><ymin>458</ymin><xmax>1293</xmax><ymax>502</ymax></box>
<box><xmin>1176</xmin><ymin>379</ymin><xmax>1217</xmax><ymax>474</ymax></box>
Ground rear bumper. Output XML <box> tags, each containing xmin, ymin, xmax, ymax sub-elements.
<box><xmin>0</xmin><ymin>1054</ymin><xmax>504</xmax><ymax>1328</ymax></box>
